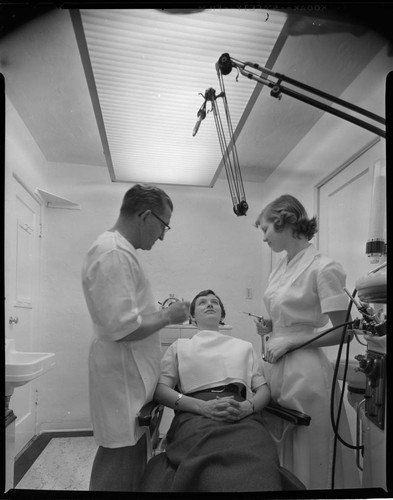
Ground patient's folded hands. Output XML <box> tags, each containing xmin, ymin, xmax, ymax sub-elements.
<box><xmin>225</xmin><ymin>398</ymin><xmax>254</xmax><ymax>421</ymax></box>
<box><xmin>200</xmin><ymin>396</ymin><xmax>253</xmax><ymax>423</ymax></box>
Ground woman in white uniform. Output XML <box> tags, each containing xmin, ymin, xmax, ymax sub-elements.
<box><xmin>254</xmin><ymin>194</ymin><xmax>360</xmax><ymax>490</ymax></box>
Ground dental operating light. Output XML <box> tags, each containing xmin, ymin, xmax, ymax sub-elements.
<box><xmin>216</xmin><ymin>53</ymin><xmax>386</xmax><ymax>138</ymax></box>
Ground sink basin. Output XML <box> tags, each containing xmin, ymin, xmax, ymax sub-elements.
<box><xmin>331</xmin><ymin>359</ymin><xmax>366</xmax><ymax>390</ymax></box>
<box><xmin>5</xmin><ymin>339</ymin><xmax>55</xmax><ymax>396</ymax></box>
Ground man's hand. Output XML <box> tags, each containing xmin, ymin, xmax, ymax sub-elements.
<box><xmin>164</xmin><ymin>301</ymin><xmax>191</xmax><ymax>325</ymax></box>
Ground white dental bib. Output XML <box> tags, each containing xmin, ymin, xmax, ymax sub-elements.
<box><xmin>176</xmin><ymin>329</ymin><xmax>263</xmax><ymax>397</ymax></box>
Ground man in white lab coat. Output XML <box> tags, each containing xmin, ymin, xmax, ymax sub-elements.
<box><xmin>82</xmin><ymin>183</ymin><xmax>190</xmax><ymax>491</ymax></box>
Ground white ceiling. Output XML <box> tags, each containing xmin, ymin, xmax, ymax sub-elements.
<box><xmin>0</xmin><ymin>7</ymin><xmax>389</xmax><ymax>186</ymax></box>
<box><xmin>75</xmin><ymin>8</ymin><xmax>287</xmax><ymax>186</ymax></box>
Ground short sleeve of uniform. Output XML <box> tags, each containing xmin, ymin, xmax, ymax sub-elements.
<box><xmin>251</xmin><ymin>347</ymin><xmax>267</xmax><ymax>391</ymax></box>
<box><xmin>317</xmin><ymin>260</ymin><xmax>349</xmax><ymax>313</ymax></box>
<box><xmin>159</xmin><ymin>342</ymin><xmax>180</xmax><ymax>389</ymax></box>
<box><xmin>84</xmin><ymin>249</ymin><xmax>142</xmax><ymax>340</ymax></box>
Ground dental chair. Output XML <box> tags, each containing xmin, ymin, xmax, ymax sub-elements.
<box><xmin>137</xmin><ymin>398</ymin><xmax>310</xmax><ymax>491</ymax></box>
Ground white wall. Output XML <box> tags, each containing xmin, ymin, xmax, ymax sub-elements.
<box><xmin>4</xmin><ymin>97</ymin><xmax>49</xmax><ymax>192</ymax></box>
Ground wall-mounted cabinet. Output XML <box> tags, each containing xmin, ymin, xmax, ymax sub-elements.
<box><xmin>35</xmin><ymin>188</ymin><xmax>80</xmax><ymax>210</ymax></box>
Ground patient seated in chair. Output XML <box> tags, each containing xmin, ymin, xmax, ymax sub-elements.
<box><xmin>138</xmin><ymin>289</ymin><xmax>282</xmax><ymax>492</ymax></box>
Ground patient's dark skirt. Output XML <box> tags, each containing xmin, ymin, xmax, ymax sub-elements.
<box><xmin>138</xmin><ymin>404</ymin><xmax>282</xmax><ymax>492</ymax></box>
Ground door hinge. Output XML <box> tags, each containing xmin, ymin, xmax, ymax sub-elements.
<box><xmin>39</xmin><ymin>223</ymin><xmax>43</xmax><ymax>238</ymax></box>
<box><xmin>35</xmin><ymin>389</ymin><xmax>39</xmax><ymax>406</ymax></box>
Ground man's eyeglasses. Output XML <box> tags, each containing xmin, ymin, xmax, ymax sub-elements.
<box><xmin>150</xmin><ymin>211</ymin><xmax>171</xmax><ymax>233</ymax></box>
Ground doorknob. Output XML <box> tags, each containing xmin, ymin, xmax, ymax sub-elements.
<box><xmin>9</xmin><ymin>316</ymin><xmax>19</xmax><ymax>325</ymax></box>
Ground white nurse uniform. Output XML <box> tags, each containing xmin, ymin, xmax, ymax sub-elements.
<box><xmin>262</xmin><ymin>244</ymin><xmax>360</xmax><ymax>489</ymax></box>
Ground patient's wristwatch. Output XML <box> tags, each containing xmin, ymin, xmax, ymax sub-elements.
<box><xmin>174</xmin><ymin>393</ymin><xmax>183</xmax><ymax>408</ymax></box>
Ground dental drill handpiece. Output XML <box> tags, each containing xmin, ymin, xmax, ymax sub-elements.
<box><xmin>343</xmin><ymin>288</ymin><xmax>378</xmax><ymax>322</ymax></box>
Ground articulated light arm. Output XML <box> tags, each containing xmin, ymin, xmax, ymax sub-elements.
<box><xmin>193</xmin><ymin>87</ymin><xmax>248</xmax><ymax>216</ymax></box>
<box><xmin>217</xmin><ymin>53</ymin><xmax>386</xmax><ymax>138</ymax></box>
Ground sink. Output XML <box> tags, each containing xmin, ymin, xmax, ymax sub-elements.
<box><xmin>331</xmin><ymin>359</ymin><xmax>366</xmax><ymax>390</ymax></box>
<box><xmin>5</xmin><ymin>339</ymin><xmax>55</xmax><ymax>396</ymax></box>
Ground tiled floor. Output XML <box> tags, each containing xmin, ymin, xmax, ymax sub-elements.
<box><xmin>15</xmin><ymin>435</ymin><xmax>97</xmax><ymax>491</ymax></box>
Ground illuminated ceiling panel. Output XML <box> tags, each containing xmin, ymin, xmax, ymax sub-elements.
<box><xmin>77</xmin><ymin>9</ymin><xmax>287</xmax><ymax>186</ymax></box>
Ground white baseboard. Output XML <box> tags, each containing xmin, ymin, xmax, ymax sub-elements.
<box><xmin>37</xmin><ymin>421</ymin><xmax>93</xmax><ymax>434</ymax></box>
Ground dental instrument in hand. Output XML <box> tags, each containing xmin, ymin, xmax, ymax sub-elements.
<box><xmin>242</xmin><ymin>312</ymin><xmax>265</xmax><ymax>324</ymax></box>
<box><xmin>343</xmin><ymin>287</ymin><xmax>386</xmax><ymax>336</ymax></box>
<box><xmin>343</xmin><ymin>287</ymin><xmax>379</xmax><ymax>322</ymax></box>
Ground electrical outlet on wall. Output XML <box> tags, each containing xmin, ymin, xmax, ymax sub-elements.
<box><xmin>246</xmin><ymin>288</ymin><xmax>253</xmax><ymax>299</ymax></box>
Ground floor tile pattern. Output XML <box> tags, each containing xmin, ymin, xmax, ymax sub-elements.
<box><xmin>15</xmin><ymin>436</ymin><xmax>97</xmax><ymax>491</ymax></box>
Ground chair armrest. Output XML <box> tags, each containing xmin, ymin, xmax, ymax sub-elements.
<box><xmin>137</xmin><ymin>400</ymin><xmax>163</xmax><ymax>427</ymax></box>
<box><xmin>265</xmin><ymin>401</ymin><xmax>311</xmax><ymax>426</ymax></box>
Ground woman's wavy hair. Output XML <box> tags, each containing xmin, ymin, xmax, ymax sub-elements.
<box><xmin>259</xmin><ymin>194</ymin><xmax>318</xmax><ymax>241</ymax></box>
<box><xmin>189</xmin><ymin>289</ymin><xmax>226</xmax><ymax>325</ymax></box>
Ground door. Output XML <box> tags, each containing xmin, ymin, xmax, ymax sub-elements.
<box><xmin>5</xmin><ymin>176</ymin><xmax>42</xmax><ymax>455</ymax></box>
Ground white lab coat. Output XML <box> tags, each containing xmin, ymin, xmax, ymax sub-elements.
<box><xmin>82</xmin><ymin>231</ymin><xmax>161</xmax><ymax>448</ymax></box>
<box><xmin>261</xmin><ymin>244</ymin><xmax>360</xmax><ymax>489</ymax></box>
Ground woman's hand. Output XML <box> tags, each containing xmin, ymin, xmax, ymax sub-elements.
<box><xmin>255</xmin><ymin>318</ymin><xmax>272</xmax><ymax>336</ymax></box>
<box><xmin>225</xmin><ymin>399</ymin><xmax>254</xmax><ymax>421</ymax></box>
<box><xmin>200</xmin><ymin>396</ymin><xmax>237</xmax><ymax>421</ymax></box>
<box><xmin>200</xmin><ymin>397</ymin><xmax>252</xmax><ymax>422</ymax></box>
<box><xmin>263</xmin><ymin>336</ymin><xmax>293</xmax><ymax>363</ymax></box>
<box><xmin>198</xmin><ymin>384</ymin><xmax>272</xmax><ymax>422</ymax></box>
